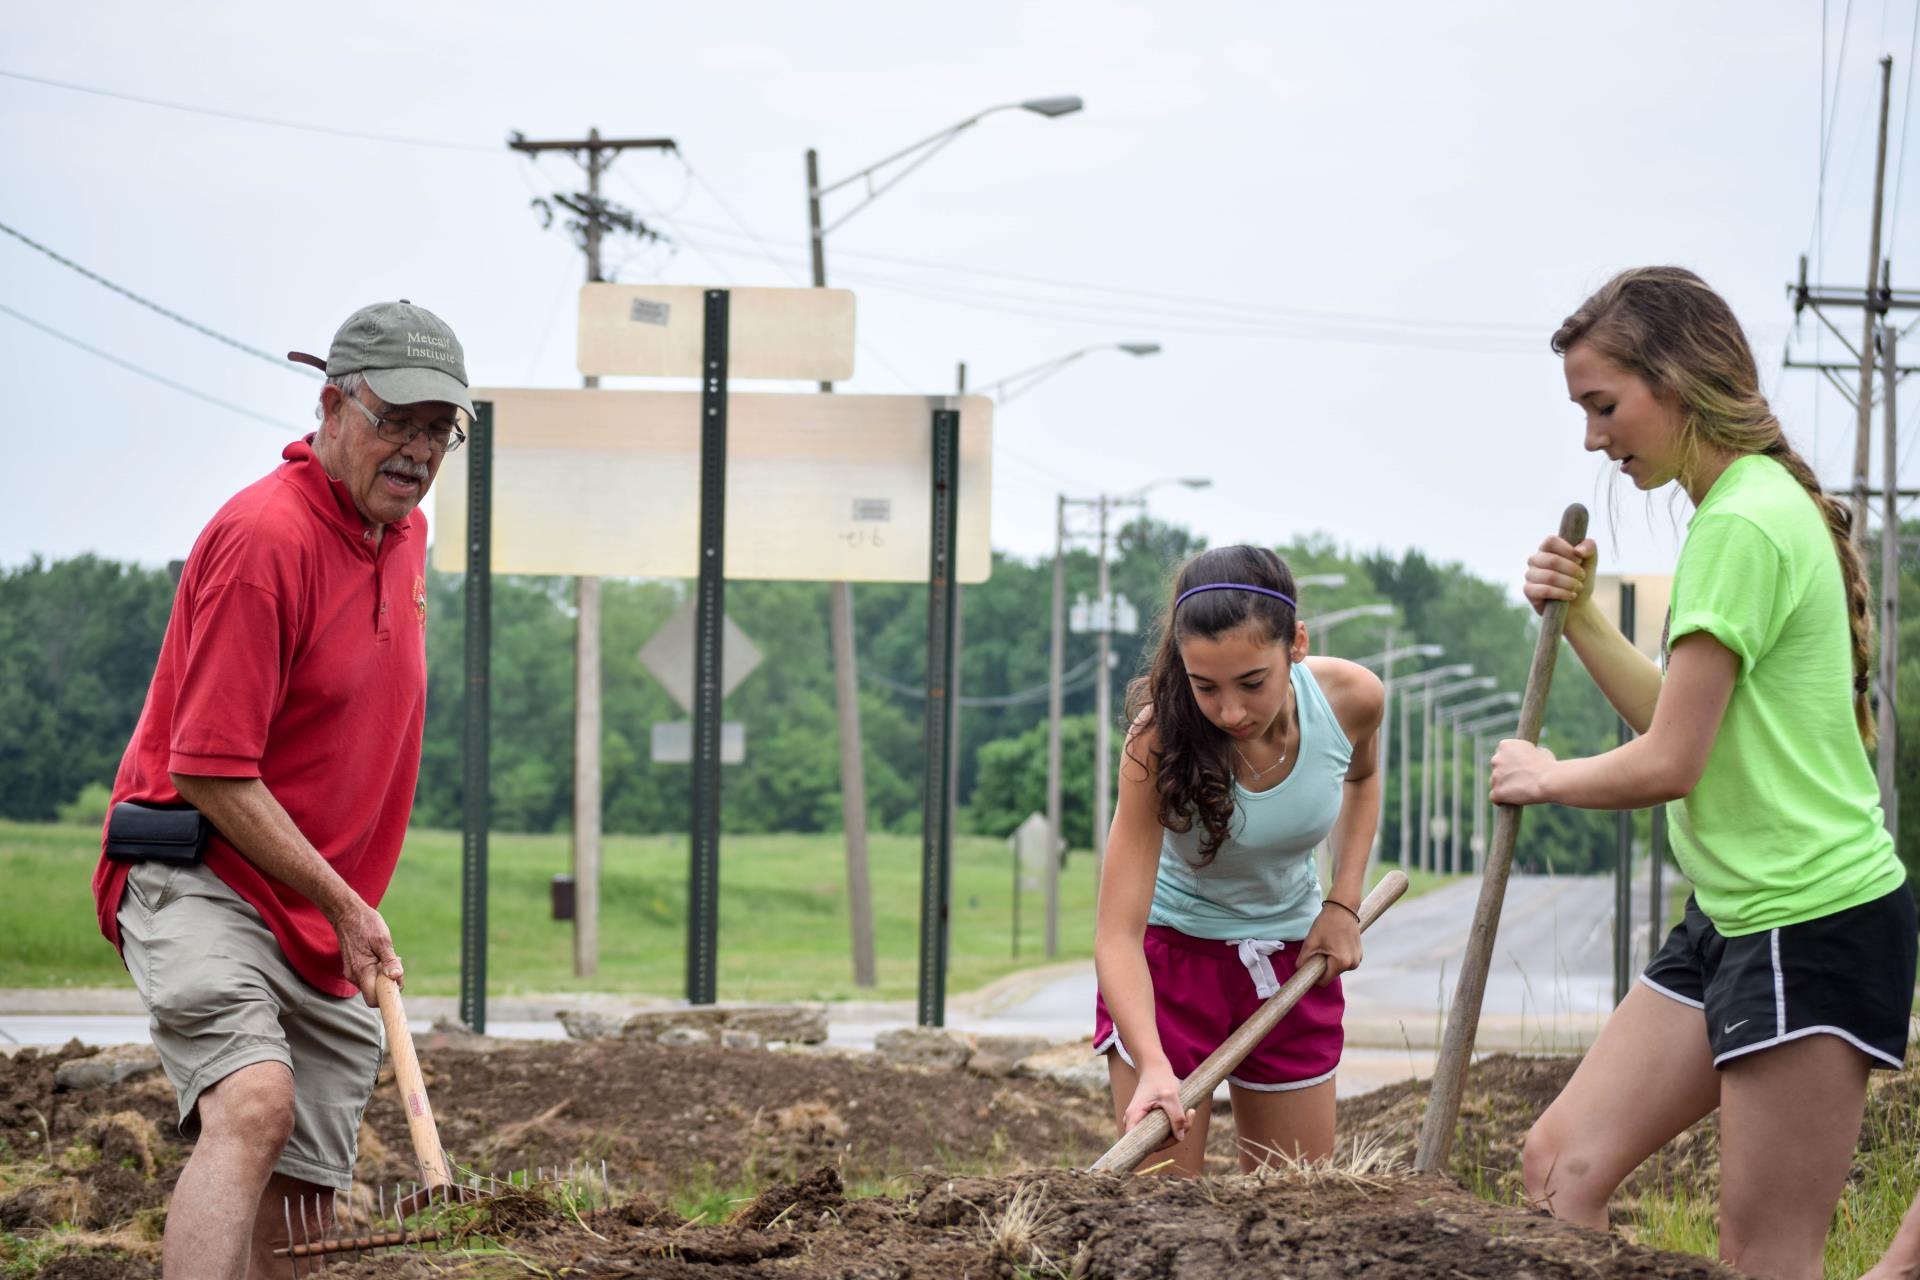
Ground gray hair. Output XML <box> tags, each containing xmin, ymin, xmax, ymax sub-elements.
<box><xmin>314</xmin><ymin>371</ymin><xmax>367</xmax><ymax>422</ymax></box>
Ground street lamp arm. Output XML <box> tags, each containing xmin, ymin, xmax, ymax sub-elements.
<box><xmin>1303</xmin><ymin>603</ymin><xmax>1395</xmax><ymax>631</ymax></box>
<box><xmin>975</xmin><ymin>346</ymin><xmax>1094</xmax><ymax>404</ymax></box>
<box><xmin>1354</xmin><ymin>643</ymin><xmax>1444</xmax><ymax>670</ymax></box>
<box><xmin>815</xmin><ymin>97</ymin><xmax>1080</xmax><ymax>236</ymax></box>
<box><xmin>816</xmin><ymin>120</ymin><xmax>979</xmax><ymax>235</ymax></box>
<box><xmin>1419</xmin><ymin>676</ymin><xmax>1499</xmax><ymax>707</ymax></box>
<box><xmin>1385</xmin><ymin>664</ymin><xmax>1474</xmax><ymax>692</ymax></box>
<box><xmin>1441</xmin><ymin>691</ymin><xmax>1521</xmax><ymax>723</ymax></box>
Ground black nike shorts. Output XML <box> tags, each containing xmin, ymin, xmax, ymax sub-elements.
<box><xmin>1640</xmin><ymin>885</ymin><xmax>1916</xmax><ymax>1070</ymax></box>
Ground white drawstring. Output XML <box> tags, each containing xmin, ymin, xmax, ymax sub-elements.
<box><xmin>1233</xmin><ymin>938</ymin><xmax>1286</xmax><ymax>998</ymax></box>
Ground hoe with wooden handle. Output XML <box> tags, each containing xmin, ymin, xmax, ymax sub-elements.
<box><xmin>1414</xmin><ymin>502</ymin><xmax>1588</xmax><ymax>1173</ymax></box>
<box><xmin>1088</xmin><ymin>869</ymin><xmax>1411</xmax><ymax>1174</ymax></box>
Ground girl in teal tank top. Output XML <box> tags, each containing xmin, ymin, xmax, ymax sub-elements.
<box><xmin>1094</xmin><ymin>545</ymin><xmax>1385</xmax><ymax>1176</ymax></box>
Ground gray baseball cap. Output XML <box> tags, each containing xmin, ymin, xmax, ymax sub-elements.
<box><xmin>288</xmin><ymin>300</ymin><xmax>474</xmax><ymax>416</ymax></box>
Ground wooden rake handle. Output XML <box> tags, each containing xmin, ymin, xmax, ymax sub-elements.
<box><xmin>1088</xmin><ymin>870</ymin><xmax>1411</xmax><ymax>1174</ymax></box>
<box><xmin>376</xmin><ymin>973</ymin><xmax>453</xmax><ymax>1190</ymax></box>
<box><xmin>1413</xmin><ymin>502</ymin><xmax>1588</xmax><ymax>1173</ymax></box>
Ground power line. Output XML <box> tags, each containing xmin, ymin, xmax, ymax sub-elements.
<box><xmin>864</xmin><ymin>650</ymin><xmax>1101</xmax><ymax>707</ymax></box>
<box><xmin>0</xmin><ymin>302</ymin><xmax>287</xmax><ymax>431</ymax></box>
<box><xmin>665</xmin><ymin>213</ymin><xmax>1547</xmax><ymax>337</ymax></box>
<box><xmin>1893</xmin><ymin>0</ymin><xmax>1920</xmax><ymax>241</ymax></box>
<box><xmin>1813</xmin><ymin>0</ymin><xmax>1857</xmax><ymax>273</ymax></box>
<box><xmin>0</xmin><ymin>217</ymin><xmax>316</xmax><ymax>377</ymax></box>
<box><xmin>668</xmin><ymin>232</ymin><xmax>1545</xmax><ymax>354</ymax></box>
<box><xmin>677</xmin><ymin>157</ymin><xmax>803</xmax><ymax>287</ymax></box>
<box><xmin>0</xmin><ymin>66</ymin><xmax>500</xmax><ymax>153</ymax></box>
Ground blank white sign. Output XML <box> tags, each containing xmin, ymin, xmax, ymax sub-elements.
<box><xmin>577</xmin><ymin>284</ymin><xmax>856</xmax><ymax>381</ymax></box>
<box><xmin>433</xmin><ymin>387</ymin><xmax>992</xmax><ymax>583</ymax></box>
<box><xmin>1592</xmin><ymin>573</ymin><xmax>1674</xmax><ymax>662</ymax></box>
<box><xmin>650</xmin><ymin>722</ymin><xmax>746</xmax><ymax>765</ymax></box>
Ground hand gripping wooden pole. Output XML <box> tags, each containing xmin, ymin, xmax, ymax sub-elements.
<box><xmin>377</xmin><ymin>973</ymin><xmax>454</xmax><ymax>1190</ymax></box>
<box><xmin>1414</xmin><ymin>502</ymin><xmax>1588</xmax><ymax>1173</ymax></box>
<box><xmin>1088</xmin><ymin>869</ymin><xmax>1411</xmax><ymax>1174</ymax></box>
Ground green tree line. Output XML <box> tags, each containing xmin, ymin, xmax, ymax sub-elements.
<box><xmin>5</xmin><ymin>516</ymin><xmax>1916</xmax><ymax>881</ymax></box>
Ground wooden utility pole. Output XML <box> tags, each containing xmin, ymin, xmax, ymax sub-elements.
<box><xmin>1045</xmin><ymin>495</ymin><xmax>1067</xmax><ymax>957</ymax></box>
<box><xmin>509</xmin><ymin>128</ymin><xmax>677</xmax><ymax>977</ymax></box>
<box><xmin>1784</xmin><ymin>55</ymin><xmax>1913</xmax><ymax>838</ymax></box>
<box><xmin>1856</xmin><ymin>57</ymin><xmax>1895</xmax><ymax>545</ymax></box>
<box><xmin>805</xmin><ymin>148</ymin><xmax>878</xmax><ymax>988</ymax></box>
<box><xmin>1883</xmin><ymin>327</ymin><xmax>1902</xmax><ymax>838</ymax></box>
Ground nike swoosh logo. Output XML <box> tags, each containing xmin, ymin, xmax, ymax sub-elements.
<box><xmin>1723</xmin><ymin>1019</ymin><xmax>1750</xmax><ymax>1034</ymax></box>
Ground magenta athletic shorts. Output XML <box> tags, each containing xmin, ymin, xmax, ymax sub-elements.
<box><xmin>1094</xmin><ymin>924</ymin><xmax>1344</xmax><ymax>1091</ymax></box>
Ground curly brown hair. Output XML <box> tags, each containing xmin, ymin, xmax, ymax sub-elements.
<box><xmin>1123</xmin><ymin>545</ymin><xmax>1298</xmax><ymax>866</ymax></box>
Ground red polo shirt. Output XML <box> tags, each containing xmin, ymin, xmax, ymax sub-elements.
<box><xmin>95</xmin><ymin>437</ymin><xmax>430</xmax><ymax>998</ymax></box>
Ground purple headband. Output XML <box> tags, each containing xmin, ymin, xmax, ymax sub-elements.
<box><xmin>1174</xmin><ymin>582</ymin><xmax>1296</xmax><ymax>611</ymax></box>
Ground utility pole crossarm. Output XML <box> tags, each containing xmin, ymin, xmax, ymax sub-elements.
<box><xmin>508</xmin><ymin>134</ymin><xmax>678</xmax><ymax>154</ymax></box>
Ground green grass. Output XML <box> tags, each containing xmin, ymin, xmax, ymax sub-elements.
<box><xmin>0</xmin><ymin>819</ymin><xmax>1454</xmax><ymax>1002</ymax></box>
<box><xmin>1622</xmin><ymin>1085</ymin><xmax>1920</xmax><ymax>1280</ymax></box>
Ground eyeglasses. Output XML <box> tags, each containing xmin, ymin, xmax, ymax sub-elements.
<box><xmin>341</xmin><ymin>391</ymin><xmax>468</xmax><ymax>454</ymax></box>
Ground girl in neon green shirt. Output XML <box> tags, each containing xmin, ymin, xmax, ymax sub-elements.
<box><xmin>1491</xmin><ymin>266</ymin><xmax>1910</xmax><ymax>1280</ymax></box>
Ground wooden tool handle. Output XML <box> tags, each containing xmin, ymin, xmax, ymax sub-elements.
<box><xmin>1414</xmin><ymin>502</ymin><xmax>1588</xmax><ymax>1173</ymax></box>
<box><xmin>376</xmin><ymin>973</ymin><xmax>453</xmax><ymax>1190</ymax></box>
<box><xmin>1088</xmin><ymin>870</ymin><xmax>1411</xmax><ymax>1174</ymax></box>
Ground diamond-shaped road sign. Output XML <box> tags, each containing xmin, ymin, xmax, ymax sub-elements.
<box><xmin>637</xmin><ymin>599</ymin><xmax>764</xmax><ymax>713</ymax></box>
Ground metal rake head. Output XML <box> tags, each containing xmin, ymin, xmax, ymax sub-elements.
<box><xmin>274</xmin><ymin>1159</ymin><xmax>614</xmax><ymax>1275</ymax></box>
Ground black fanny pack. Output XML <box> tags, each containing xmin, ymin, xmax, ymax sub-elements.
<box><xmin>104</xmin><ymin>801</ymin><xmax>209</xmax><ymax>865</ymax></box>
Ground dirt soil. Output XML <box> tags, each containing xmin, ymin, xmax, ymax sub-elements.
<box><xmin>1340</xmin><ymin>1050</ymin><xmax>1920</xmax><ymax>1215</ymax></box>
<box><xmin>18</xmin><ymin>1038</ymin><xmax>1906</xmax><ymax>1277</ymax></box>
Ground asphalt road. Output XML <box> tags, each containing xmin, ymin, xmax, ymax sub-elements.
<box><xmin>1</xmin><ymin>873</ymin><xmax>1662</xmax><ymax>1088</ymax></box>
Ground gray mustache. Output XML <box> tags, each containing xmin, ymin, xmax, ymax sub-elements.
<box><xmin>381</xmin><ymin>459</ymin><xmax>430</xmax><ymax>480</ymax></box>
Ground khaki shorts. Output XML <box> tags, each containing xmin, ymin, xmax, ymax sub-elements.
<box><xmin>116</xmin><ymin>860</ymin><xmax>383</xmax><ymax>1190</ymax></box>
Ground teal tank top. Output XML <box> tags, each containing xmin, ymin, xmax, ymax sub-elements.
<box><xmin>1146</xmin><ymin>660</ymin><xmax>1354</xmax><ymax>941</ymax></box>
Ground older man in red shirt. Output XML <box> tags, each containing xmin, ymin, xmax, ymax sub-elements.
<box><xmin>94</xmin><ymin>300</ymin><xmax>472</xmax><ymax>1280</ymax></box>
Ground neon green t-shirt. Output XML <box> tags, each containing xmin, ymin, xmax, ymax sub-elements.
<box><xmin>1665</xmin><ymin>453</ymin><xmax>1902</xmax><ymax>936</ymax></box>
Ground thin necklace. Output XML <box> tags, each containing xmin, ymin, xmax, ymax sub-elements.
<box><xmin>1233</xmin><ymin>743</ymin><xmax>1286</xmax><ymax>781</ymax></box>
<box><xmin>1232</xmin><ymin>694</ymin><xmax>1296</xmax><ymax>782</ymax></box>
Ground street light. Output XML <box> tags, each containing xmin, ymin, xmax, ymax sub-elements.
<box><xmin>1460</xmin><ymin>709</ymin><xmax>1523</xmax><ymax>873</ymax></box>
<box><xmin>809</xmin><ymin>98</ymin><xmax>1085</xmax><ymax>241</ymax></box>
<box><xmin>973</xmin><ymin>343</ymin><xmax>1161</xmax><ymax>405</ymax></box>
<box><xmin>1440</xmin><ymin>693</ymin><xmax>1520</xmax><ymax>873</ymax></box>
<box><xmin>1054</xmin><ymin>474</ymin><xmax>1212</xmax><ymax>916</ymax></box>
<box><xmin>1386</xmin><ymin>663</ymin><xmax>1472</xmax><ymax>866</ymax></box>
<box><xmin>956</xmin><ymin>344</ymin><xmax>1164</xmax><ymax>963</ymax></box>
<box><xmin>1415</xmin><ymin>678</ymin><xmax>1498</xmax><ymax>872</ymax></box>
<box><xmin>1302</xmin><ymin>602</ymin><xmax>1395</xmax><ymax>639</ymax></box>
<box><xmin>1354</xmin><ymin>640</ymin><xmax>1442</xmax><ymax>866</ymax></box>
<box><xmin>805</xmin><ymin>97</ymin><xmax>1082</xmax><ymax>1008</ymax></box>
<box><xmin>1355</xmin><ymin>643</ymin><xmax>1444</xmax><ymax>670</ymax></box>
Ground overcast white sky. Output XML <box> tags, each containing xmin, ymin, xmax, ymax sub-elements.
<box><xmin>3</xmin><ymin>1</ymin><xmax>1912</xmax><ymax>593</ymax></box>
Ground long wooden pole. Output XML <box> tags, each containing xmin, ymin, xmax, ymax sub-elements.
<box><xmin>1088</xmin><ymin>869</ymin><xmax>1410</xmax><ymax>1173</ymax></box>
<box><xmin>1414</xmin><ymin>502</ymin><xmax>1587</xmax><ymax>1172</ymax></box>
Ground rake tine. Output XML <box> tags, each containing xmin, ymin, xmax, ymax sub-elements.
<box><xmin>283</xmin><ymin>1196</ymin><xmax>297</xmax><ymax>1280</ymax></box>
<box><xmin>298</xmin><ymin>1194</ymin><xmax>311</xmax><ymax>1267</ymax></box>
